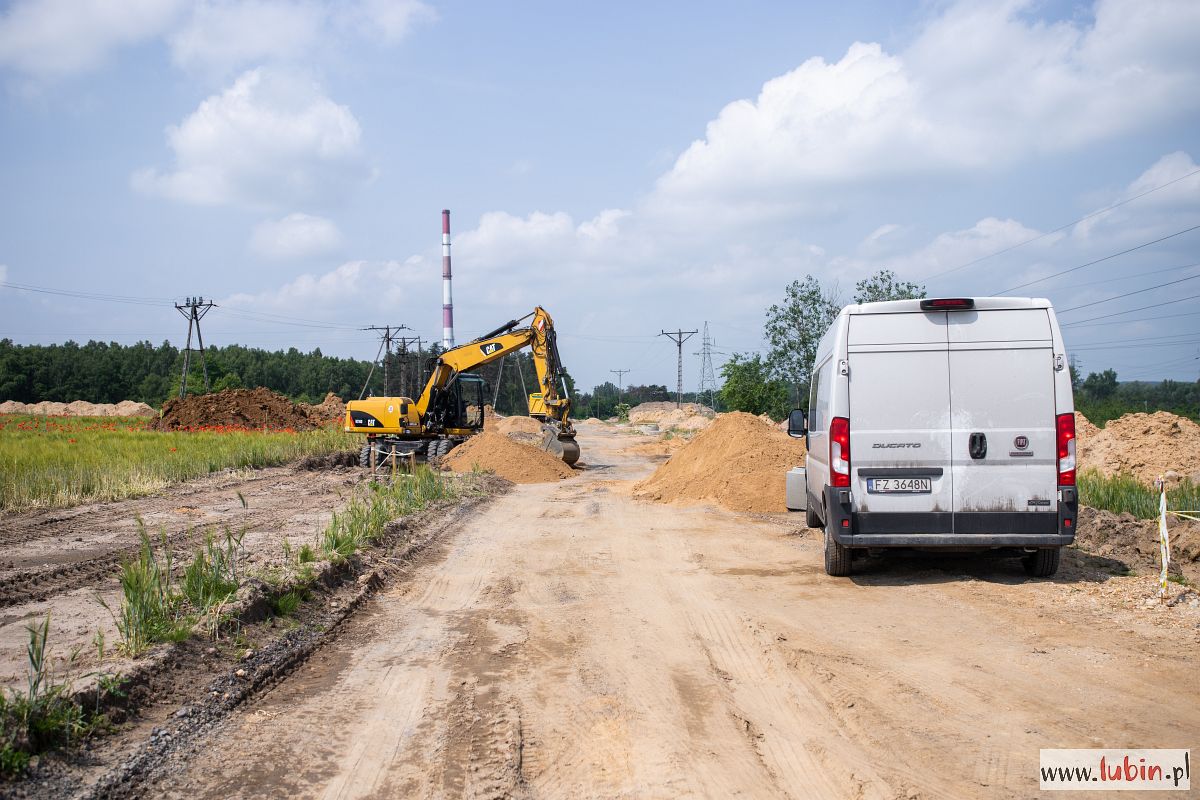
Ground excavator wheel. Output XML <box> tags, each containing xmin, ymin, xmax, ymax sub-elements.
<box><xmin>541</xmin><ymin>425</ymin><xmax>580</xmax><ymax>466</ymax></box>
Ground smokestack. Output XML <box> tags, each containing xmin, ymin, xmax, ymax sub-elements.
<box><xmin>441</xmin><ymin>208</ymin><xmax>455</xmax><ymax>349</ymax></box>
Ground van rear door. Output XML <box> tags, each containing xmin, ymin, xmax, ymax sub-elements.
<box><xmin>947</xmin><ymin>309</ymin><xmax>1057</xmax><ymax>517</ymax></box>
<box><xmin>847</xmin><ymin>312</ymin><xmax>952</xmax><ymax>518</ymax></box>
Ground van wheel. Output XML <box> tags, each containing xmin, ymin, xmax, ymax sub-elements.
<box><xmin>806</xmin><ymin>503</ymin><xmax>822</xmax><ymax>529</ymax></box>
<box><xmin>823</xmin><ymin>526</ymin><xmax>853</xmax><ymax>577</ymax></box>
<box><xmin>1023</xmin><ymin>547</ymin><xmax>1060</xmax><ymax>578</ymax></box>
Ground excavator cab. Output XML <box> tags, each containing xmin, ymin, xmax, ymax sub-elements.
<box><xmin>429</xmin><ymin>373</ymin><xmax>490</xmax><ymax>433</ymax></box>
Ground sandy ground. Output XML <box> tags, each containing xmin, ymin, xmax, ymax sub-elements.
<box><xmin>136</xmin><ymin>423</ymin><xmax>1200</xmax><ymax>799</ymax></box>
<box><xmin>0</xmin><ymin>465</ymin><xmax>360</xmax><ymax>690</ymax></box>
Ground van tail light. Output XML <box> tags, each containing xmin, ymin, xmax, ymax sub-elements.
<box><xmin>830</xmin><ymin>416</ymin><xmax>851</xmax><ymax>487</ymax></box>
<box><xmin>1056</xmin><ymin>413</ymin><xmax>1076</xmax><ymax>486</ymax></box>
<box><xmin>920</xmin><ymin>298</ymin><xmax>975</xmax><ymax>311</ymax></box>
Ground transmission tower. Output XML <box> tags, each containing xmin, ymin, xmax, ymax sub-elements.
<box><xmin>175</xmin><ymin>296</ymin><xmax>215</xmax><ymax>397</ymax></box>
<box><xmin>360</xmin><ymin>325</ymin><xmax>409</xmax><ymax>398</ymax></box>
<box><xmin>610</xmin><ymin>369</ymin><xmax>630</xmax><ymax>403</ymax></box>
<box><xmin>659</xmin><ymin>328</ymin><xmax>697</xmax><ymax>408</ymax></box>
<box><xmin>696</xmin><ymin>321</ymin><xmax>717</xmax><ymax>411</ymax></box>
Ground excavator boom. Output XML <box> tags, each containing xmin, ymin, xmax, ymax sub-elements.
<box><xmin>345</xmin><ymin>306</ymin><xmax>579</xmax><ymax>465</ymax></box>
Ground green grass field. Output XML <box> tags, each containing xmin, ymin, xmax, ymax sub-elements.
<box><xmin>0</xmin><ymin>415</ymin><xmax>359</xmax><ymax>513</ymax></box>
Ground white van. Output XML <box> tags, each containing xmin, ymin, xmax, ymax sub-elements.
<box><xmin>788</xmin><ymin>297</ymin><xmax>1077</xmax><ymax>577</ymax></box>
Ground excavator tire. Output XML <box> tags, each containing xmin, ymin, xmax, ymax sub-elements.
<box><xmin>359</xmin><ymin>443</ymin><xmax>372</xmax><ymax>468</ymax></box>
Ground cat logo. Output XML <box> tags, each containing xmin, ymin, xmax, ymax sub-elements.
<box><xmin>480</xmin><ymin>342</ymin><xmax>503</xmax><ymax>356</ymax></box>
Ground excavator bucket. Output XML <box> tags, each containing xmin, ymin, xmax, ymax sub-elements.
<box><xmin>541</xmin><ymin>424</ymin><xmax>580</xmax><ymax>466</ymax></box>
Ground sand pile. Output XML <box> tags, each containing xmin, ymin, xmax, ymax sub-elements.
<box><xmin>495</xmin><ymin>415</ymin><xmax>545</xmax><ymax>435</ymax></box>
<box><xmin>583</xmin><ymin>417</ymin><xmax>604</xmax><ymax>425</ymax></box>
<box><xmin>0</xmin><ymin>399</ymin><xmax>156</xmax><ymax>417</ymax></box>
<box><xmin>628</xmin><ymin>402</ymin><xmax>714</xmax><ymax>425</ymax></box>
<box><xmin>442</xmin><ymin>431</ymin><xmax>574</xmax><ymax>483</ymax></box>
<box><xmin>152</xmin><ymin>387</ymin><xmax>319</xmax><ymax>431</ymax></box>
<box><xmin>634</xmin><ymin>411</ymin><xmax>807</xmax><ymax>513</ymax></box>
<box><xmin>300</xmin><ymin>392</ymin><xmax>347</xmax><ymax>422</ymax></box>
<box><xmin>1078</xmin><ymin>411</ymin><xmax>1200</xmax><ymax>484</ymax></box>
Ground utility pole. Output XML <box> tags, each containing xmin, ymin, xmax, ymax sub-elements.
<box><xmin>696</xmin><ymin>321</ymin><xmax>718</xmax><ymax>411</ymax></box>
<box><xmin>175</xmin><ymin>296</ymin><xmax>215</xmax><ymax>397</ymax></box>
<box><xmin>610</xmin><ymin>369</ymin><xmax>630</xmax><ymax>404</ymax></box>
<box><xmin>659</xmin><ymin>328</ymin><xmax>697</xmax><ymax>408</ymax></box>
<box><xmin>395</xmin><ymin>335</ymin><xmax>424</xmax><ymax>397</ymax></box>
<box><xmin>363</xmin><ymin>325</ymin><xmax>409</xmax><ymax>396</ymax></box>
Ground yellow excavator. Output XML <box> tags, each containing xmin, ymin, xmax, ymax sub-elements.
<box><xmin>344</xmin><ymin>306</ymin><xmax>580</xmax><ymax>467</ymax></box>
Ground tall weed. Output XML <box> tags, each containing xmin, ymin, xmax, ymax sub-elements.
<box><xmin>0</xmin><ymin>616</ymin><xmax>87</xmax><ymax>777</ymax></box>
<box><xmin>1079</xmin><ymin>469</ymin><xmax>1200</xmax><ymax>519</ymax></box>
<box><xmin>102</xmin><ymin>524</ymin><xmax>187</xmax><ymax>657</ymax></box>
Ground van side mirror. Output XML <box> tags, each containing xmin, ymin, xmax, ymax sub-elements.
<box><xmin>787</xmin><ymin>409</ymin><xmax>807</xmax><ymax>438</ymax></box>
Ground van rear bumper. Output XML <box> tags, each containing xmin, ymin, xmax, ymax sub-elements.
<box><xmin>823</xmin><ymin>487</ymin><xmax>1077</xmax><ymax>548</ymax></box>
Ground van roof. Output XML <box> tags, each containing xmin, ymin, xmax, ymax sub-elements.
<box><xmin>843</xmin><ymin>296</ymin><xmax>1052</xmax><ymax>315</ymax></box>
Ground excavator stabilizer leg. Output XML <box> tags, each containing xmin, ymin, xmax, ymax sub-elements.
<box><xmin>541</xmin><ymin>425</ymin><xmax>580</xmax><ymax>466</ymax></box>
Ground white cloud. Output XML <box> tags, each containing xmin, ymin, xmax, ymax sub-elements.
<box><xmin>342</xmin><ymin>0</ymin><xmax>434</xmax><ymax>44</ymax></box>
<box><xmin>169</xmin><ymin>1</ymin><xmax>324</xmax><ymax>75</ymax></box>
<box><xmin>132</xmin><ymin>67</ymin><xmax>370</xmax><ymax>209</ymax></box>
<box><xmin>652</xmin><ymin>0</ymin><xmax>1200</xmax><ymax>219</ymax></box>
<box><xmin>249</xmin><ymin>212</ymin><xmax>342</xmax><ymax>260</ymax></box>
<box><xmin>0</xmin><ymin>0</ymin><xmax>433</xmax><ymax>83</ymax></box>
<box><xmin>0</xmin><ymin>0</ymin><xmax>183</xmax><ymax>82</ymax></box>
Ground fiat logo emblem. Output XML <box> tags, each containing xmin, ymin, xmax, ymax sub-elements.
<box><xmin>1013</xmin><ymin>435</ymin><xmax>1029</xmax><ymax>450</ymax></box>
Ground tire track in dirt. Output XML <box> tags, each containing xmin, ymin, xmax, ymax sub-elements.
<box><xmin>0</xmin><ymin>468</ymin><xmax>353</xmax><ymax>608</ymax></box>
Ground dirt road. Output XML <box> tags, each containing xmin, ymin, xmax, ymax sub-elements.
<box><xmin>149</xmin><ymin>424</ymin><xmax>1198</xmax><ymax>799</ymax></box>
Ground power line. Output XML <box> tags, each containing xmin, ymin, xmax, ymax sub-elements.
<box><xmin>995</xmin><ymin>222</ymin><xmax>1200</xmax><ymax>295</ymax></box>
<box><xmin>925</xmin><ymin>167</ymin><xmax>1200</xmax><ymax>282</ymax></box>
<box><xmin>1056</xmin><ymin>271</ymin><xmax>1200</xmax><ymax>314</ymax></box>
<box><xmin>1061</xmin><ymin>290</ymin><xmax>1200</xmax><ymax>326</ymax></box>
<box><xmin>1062</xmin><ymin>309</ymin><xmax>1200</xmax><ymax>329</ymax></box>
<box><xmin>1070</xmin><ymin>261</ymin><xmax>1200</xmax><ymax>289</ymax></box>
<box><xmin>0</xmin><ymin>280</ymin><xmax>173</xmax><ymax>306</ymax></box>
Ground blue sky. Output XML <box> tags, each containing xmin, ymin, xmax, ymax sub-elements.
<box><xmin>1</xmin><ymin>0</ymin><xmax>1199</xmax><ymax>392</ymax></box>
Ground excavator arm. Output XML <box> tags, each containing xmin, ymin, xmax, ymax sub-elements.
<box><xmin>346</xmin><ymin>305</ymin><xmax>578</xmax><ymax>465</ymax></box>
<box><xmin>417</xmin><ymin>306</ymin><xmax>572</xmax><ymax>426</ymax></box>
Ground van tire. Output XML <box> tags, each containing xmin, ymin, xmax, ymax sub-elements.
<box><xmin>1023</xmin><ymin>547</ymin><xmax>1060</xmax><ymax>577</ymax></box>
<box><xmin>806</xmin><ymin>504</ymin><xmax>822</xmax><ymax>529</ymax></box>
<box><xmin>823</xmin><ymin>526</ymin><xmax>853</xmax><ymax>576</ymax></box>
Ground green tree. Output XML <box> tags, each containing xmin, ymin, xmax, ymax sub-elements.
<box><xmin>717</xmin><ymin>353</ymin><xmax>792</xmax><ymax>420</ymax></box>
<box><xmin>1082</xmin><ymin>369</ymin><xmax>1119</xmax><ymax>400</ymax></box>
<box><xmin>852</xmin><ymin>269</ymin><xmax>925</xmax><ymax>304</ymax></box>
<box><xmin>763</xmin><ymin>275</ymin><xmax>841</xmax><ymax>404</ymax></box>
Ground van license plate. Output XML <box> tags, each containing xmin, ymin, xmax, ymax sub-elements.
<box><xmin>867</xmin><ymin>478</ymin><xmax>932</xmax><ymax>493</ymax></box>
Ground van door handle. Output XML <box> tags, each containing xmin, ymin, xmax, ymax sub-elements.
<box><xmin>969</xmin><ymin>432</ymin><xmax>987</xmax><ymax>460</ymax></box>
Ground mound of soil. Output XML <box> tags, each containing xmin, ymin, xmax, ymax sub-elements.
<box><xmin>634</xmin><ymin>412</ymin><xmax>807</xmax><ymax>513</ymax></box>
<box><xmin>1078</xmin><ymin>411</ymin><xmax>1200</xmax><ymax>484</ymax></box>
<box><xmin>1076</xmin><ymin>506</ymin><xmax>1200</xmax><ymax>579</ymax></box>
<box><xmin>0</xmin><ymin>399</ymin><xmax>156</xmax><ymax>417</ymax></box>
<box><xmin>300</xmin><ymin>392</ymin><xmax>347</xmax><ymax>423</ymax></box>
<box><xmin>494</xmin><ymin>415</ymin><xmax>545</xmax><ymax>436</ymax></box>
<box><xmin>627</xmin><ymin>402</ymin><xmax>714</xmax><ymax>425</ymax></box>
<box><xmin>443</xmin><ymin>431</ymin><xmax>574</xmax><ymax>483</ymax></box>
<box><xmin>153</xmin><ymin>388</ymin><xmax>319</xmax><ymax>431</ymax></box>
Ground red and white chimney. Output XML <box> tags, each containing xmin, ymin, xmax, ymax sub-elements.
<box><xmin>441</xmin><ymin>208</ymin><xmax>455</xmax><ymax>349</ymax></box>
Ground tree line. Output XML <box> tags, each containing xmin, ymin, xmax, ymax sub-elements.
<box><xmin>0</xmin><ymin>338</ymin><xmax>581</xmax><ymax>416</ymax></box>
